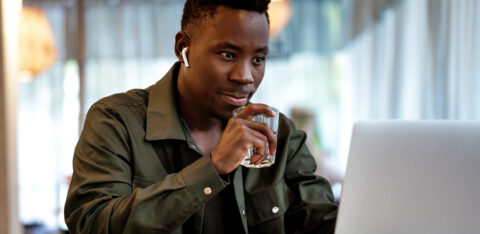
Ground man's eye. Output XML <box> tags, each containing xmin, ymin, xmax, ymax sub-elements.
<box><xmin>253</xmin><ymin>56</ymin><xmax>266</xmax><ymax>64</ymax></box>
<box><xmin>220</xmin><ymin>52</ymin><xmax>235</xmax><ymax>60</ymax></box>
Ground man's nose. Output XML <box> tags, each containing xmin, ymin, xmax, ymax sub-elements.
<box><xmin>229</xmin><ymin>61</ymin><xmax>254</xmax><ymax>84</ymax></box>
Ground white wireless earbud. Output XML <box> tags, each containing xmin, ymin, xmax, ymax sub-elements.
<box><xmin>182</xmin><ymin>47</ymin><xmax>190</xmax><ymax>68</ymax></box>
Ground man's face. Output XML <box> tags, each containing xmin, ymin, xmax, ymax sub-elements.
<box><xmin>181</xmin><ymin>6</ymin><xmax>269</xmax><ymax>120</ymax></box>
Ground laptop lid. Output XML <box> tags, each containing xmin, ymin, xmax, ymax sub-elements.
<box><xmin>335</xmin><ymin>120</ymin><xmax>480</xmax><ymax>234</ymax></box>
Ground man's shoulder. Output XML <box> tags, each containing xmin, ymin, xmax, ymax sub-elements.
<box><xmin>277</xmin><ymin>111</ymin><xmax>308</xmax><ymax>143</ymax></box>
<box><xmin>94</xmin><ymin>88</ymin><xmax>151</xmax><ymax>110</ymax></box>
<box><xmin>278</xmin><ymin>112</ymin><xmax>299</xmax><ymax>132</ymax></box>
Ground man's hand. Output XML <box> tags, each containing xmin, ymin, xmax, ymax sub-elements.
<box><xmin>211</xmin><ymin>104</ymin><xmax>277</xmax><ymax>175</ymax></box>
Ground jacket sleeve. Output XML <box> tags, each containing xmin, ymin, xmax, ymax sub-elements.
<box><xmin>282</xmin><ymin>118</ymin><xmax>338</xmax><ymax>234</ymax></box>
<box><xmin>64</xmin><ymin>103</ymin><xmax>227</xmax><ymax>234</ymax></box>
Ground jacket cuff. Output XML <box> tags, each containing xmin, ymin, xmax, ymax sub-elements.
<box><xmin>181</xmin><ymin>154</ymin><xmax>229</xmax><ymax>202</ymax></box>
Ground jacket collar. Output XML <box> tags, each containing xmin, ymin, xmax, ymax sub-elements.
<box><xmin>145</xmin><ymin>62</ymin><xmax>187</xmax><ymax>141</ymax></box>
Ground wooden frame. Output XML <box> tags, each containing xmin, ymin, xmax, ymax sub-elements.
<box><xmin>0</xmin><ymin>0</ymin><xmax>22</xmax><ymax>233</ymax></box>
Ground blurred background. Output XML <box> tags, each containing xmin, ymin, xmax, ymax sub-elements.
<box><xmin>1</xmin><ymin>0</ymin><xmax>480</xmax><ymax>232</ymax></box>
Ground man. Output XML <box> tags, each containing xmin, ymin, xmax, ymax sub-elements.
<box><xmin>64</xmin><ymin>0</ymin><xmax>338</xmax><ymax>233</ymax></box>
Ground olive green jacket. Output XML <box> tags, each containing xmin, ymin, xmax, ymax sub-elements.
<box><xmin>65</xmin><ymin>62</ymin><xmax>337</xmax><ymax>234</ymax></box>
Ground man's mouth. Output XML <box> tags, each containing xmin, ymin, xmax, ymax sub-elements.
<box><xmin>219</xmin><ymin>92</ymin><xmax>249</xmax><ymax>106</ymax></box>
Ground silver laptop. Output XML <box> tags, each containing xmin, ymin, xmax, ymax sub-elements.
<box><xmin>335</xmin><ymin>120</ymin><xmax>480</xmax><ymax>234</ymax></box>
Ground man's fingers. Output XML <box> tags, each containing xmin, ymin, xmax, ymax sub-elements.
<box><xmin>245</xmin><ymin>127</ymin><xmax>269</xmax><ymax>157</ymax></box>
<box><xmin>225</xmin><ymin>108</ymin><xmax>278</xmax><ymax>166</ymax></box>
<box><xmin>234</xmin><ymin>103</ymin><xmax>275</xmax><ymax>119</ymax></box>
<box><xmin>242</xmin><ymin>120</ymin><xmax>277</xmax><ymax>156</ymax></box>
<box><xmin>245</xmin><ymin>127</ymin><xmax>277</xmax><ymax>165</ymax></box>
<box><xmin>250</xmin><ymin>153</ymin><xmax>266</xmax><ymax>164</ymax></box>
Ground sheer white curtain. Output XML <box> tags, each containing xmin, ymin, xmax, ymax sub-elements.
<box><xmin>336</xmin><ymin>0</ymin><xmax>480</xmax><ymax>168</ymax></box>
<box><xmin>84</xmin><ymin>2</ymin><xmax>184</xmax><ymax>109</ymax></box>
<box><xmin>18</xmin><ymin>1</ymin><xmax>184</xmax><ymax>229</ymax></box>
<box><xmin>17</xmin><ymin>3</ymin><xmax>80</xmax><ymax>229</ymax></box>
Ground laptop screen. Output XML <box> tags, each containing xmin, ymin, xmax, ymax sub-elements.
<box><xmin>335</xmin><ymin>121</ymin><xmax>480</xmax><ymax>234</ymax></box>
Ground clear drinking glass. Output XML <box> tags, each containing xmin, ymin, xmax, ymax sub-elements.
<box><xmin>233</xmin><ymin>106</ymin><xmax>279</xmax><ymax>168</ymax></box>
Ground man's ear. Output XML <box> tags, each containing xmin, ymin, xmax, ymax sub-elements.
<box><xmin>175</xmin><ymin>31</ymin><xmax>190</xmax><ymax>62</ymax></box>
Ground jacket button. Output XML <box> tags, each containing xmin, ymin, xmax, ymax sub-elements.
<box><xmin>272</xmin><ymin>206</ymin><xmax>279</xmax><ymax>214</ymax></box>
<box><xmin>242</xmin><ymin>209</ymin><xmax>246</xmax><ymax>216</ymax></box>
<box><xmin>203</xmin><ymin>187</ymin><xmax>212</xmax><ymax>195</ymax></box>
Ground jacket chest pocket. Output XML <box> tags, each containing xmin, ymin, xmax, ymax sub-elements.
<box><xmin>244</xmin><ymin>181</ymin><xmax>295</xmax><ymax>226</ymax></box>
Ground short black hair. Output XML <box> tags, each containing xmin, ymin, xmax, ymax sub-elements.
<box><xmin>181</xmin><ymin>0</ymin><xmax>271</xmax><ymax>38</ymax></box>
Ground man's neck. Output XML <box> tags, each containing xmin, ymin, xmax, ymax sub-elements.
<box><xmin>176</xmin><ymin>67</ymin><xmax>226</xmax><ymax>153</ymax></box>
<box><xmin>177</xmin><ymin>90</ymin><xmax>224</xmax><ymax>154</ymax></box>
<box><xmin>180</xmin><ymin>107</ymin><xmax>223</xmax><ymax>132</ymax></box>
<box><xmin>176</xmin><ymin>67</ymin><xmax>225</xmax><ymax>132</ymax></box>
